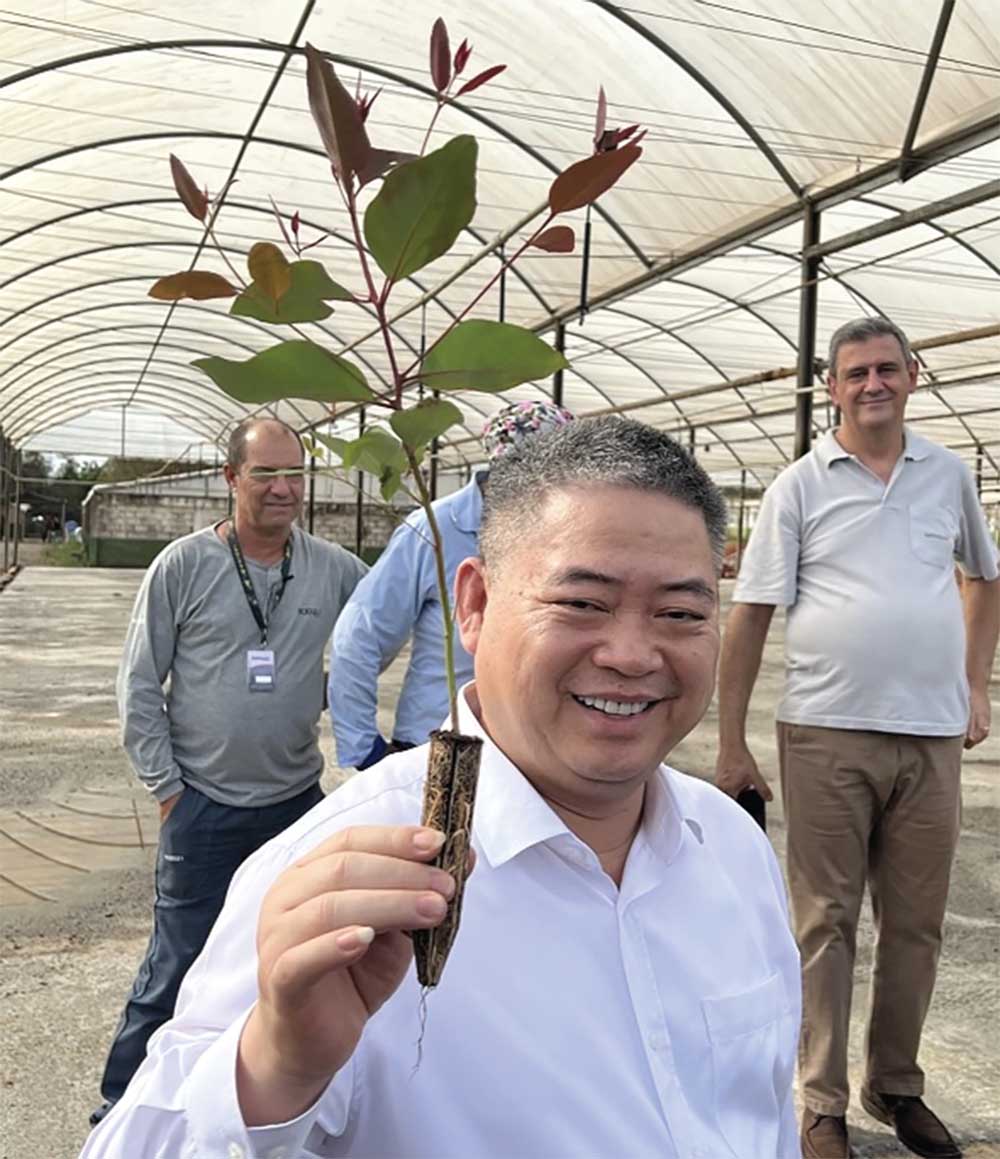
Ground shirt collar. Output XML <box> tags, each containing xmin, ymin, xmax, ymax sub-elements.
<box><xmin>815</xmin><ymin>424</ymin><xmax>930</xmax><ymax>467</ymax></box>
<box><xmin>457</xmin><ymin>686</ymin><xmax>684</xmax><ymax>870</ymax></box>
<box><xmin>449</xmin><ymin>472</ymin><xmax>487</xmax><ymax>535</ymax></box>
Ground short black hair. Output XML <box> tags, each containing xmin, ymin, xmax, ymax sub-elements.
<box><xmin>226</xmin><ymin>417</ymin><xmax>303</xmax><ymax>469</ymax></box>
<box><xmin>480</xmin><ymin>416</ymin><xmax>728</xmax><ymax>571</ymax></box>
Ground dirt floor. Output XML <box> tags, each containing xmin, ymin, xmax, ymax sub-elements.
<box><xmin>1</xmin><ymin>561</ymin><xmax>997</xmax><ymax>1159</ymax></box>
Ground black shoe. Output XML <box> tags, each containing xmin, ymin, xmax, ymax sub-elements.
<box><xmin>89</xmin><ymin>1101</ymin><xmax>113</xmax><ymax>1128</ymax></box>
<box><xmin>861</xmin><ymin>1089</ymin><xmax>961</xmax><ymax>1159</ymax></box>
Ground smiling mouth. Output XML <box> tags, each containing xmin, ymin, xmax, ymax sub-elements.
<box><xmin>572</xmin><ymin>694</ymin><xmax>661</xmax><ymax>717</ymax></box>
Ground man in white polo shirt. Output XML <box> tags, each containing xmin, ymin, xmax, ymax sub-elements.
<box><xmin>715</xmin><ymin>316</ymin><xmax>1000</xmax><ymax>1159</ymax></box>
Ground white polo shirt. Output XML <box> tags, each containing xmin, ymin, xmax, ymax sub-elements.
<box><xmin>83</xmin><ymin>692</ymin><xmax>801</xmax><ymax>1159</ymax></box>
<box><xmin>735</xmin><ymin>428</ymin><xmax>999</xmax><ymax>736</ymax></box>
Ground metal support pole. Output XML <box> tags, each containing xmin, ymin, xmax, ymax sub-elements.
<box><xmin>795</xmin><ymin>205</ymin><xmax>821</xmax><ymax>460</ymax></box>
<box><xmin>12</xmin><ymin>448</ymin><xmax>22</xmax><ymax>567</ymax></box>
<box><xmin>553</xmin><ymin>323</ymin><xmax>566</xmax><ymax>408</ymax></box>
<box><xmin>0</xmin><ymin>432</ymin><xmax>9</xmax><ymax>571</ymax></box>
<box><xmin>307</xmin><ymin>451</ymin><xmax>316</xmax><ymax>534</ymax></box>
<box><xmin>975</xmin><ymin>442</ymin><xmax>984</xmax><ymax>498</ymax></box>
<box><xmin>355</xmin><ymin>408</ymin><xmax>366</xmax><ymax>558</ymax></box>
<box><xmin>736</xmin><ymin>468</ymin><xmax>747</xmax><ymax>574</ymax></box>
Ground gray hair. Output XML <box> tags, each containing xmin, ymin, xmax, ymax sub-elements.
<box><xmin>226</xmin><ymin>417</ymin><xmax>303</xmax><ymax>469</ymax></box>
<box><xmin>827</xmin><ymin>317</ymin><xmax>914</xmax><ymax>377</ymax></box>
<box><xmin>479</xmin><ymin>416</ymin><xmax>728</xmax><ymax>571</ymax></box>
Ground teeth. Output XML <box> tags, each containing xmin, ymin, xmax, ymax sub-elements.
<box><xmin>577</xmin><ymin>696</ymin><xmax>651</xmax><ymax>717</ymax></box>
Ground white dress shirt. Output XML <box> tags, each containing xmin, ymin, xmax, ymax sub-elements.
<box><xmin>82</xmin><ymin>692</ymin><xmax>801</xmax><ymax>1159</ymax></box>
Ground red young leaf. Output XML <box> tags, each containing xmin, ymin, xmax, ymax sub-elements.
<box><xmin>548</xmin><ymin>143</ymin><xmax>642</xmax><ymax>214</ymax></box>
<box><xmin>169</xmin><ymin>154</ymin><xmax>208</xmax><ymax>222</ymax></box>
<box><xmin>291</xmin><ymin>211</ymin><xmax>301</xmax><ymax>238</ymax></box>
<box><xmin>455</xmin><ymin>63</ymin><xmax>506</xmax><ymax>98</ymax></box>
<box><xmin>430</xmin><ymin>18</ymin><xmax>451</xmax><ymax>93</ymax></box>
<box><xmin>529</xmin><ymin>225</ymin><xmax>576</xmax><ymax>254</ymax></box>
<box><xmin>357</xmin><ymin>87</ymin><xmax>381</xmax><ymax>123</ymax></box>
<box><xmin>356</xmin><ymin>147</ymin><xmax>418</xmax><ymax>188</ymax></box>
<box><xmin>616</xmin><ymin>123</ymin><xmax>640</xmax><ymax>144</ymax></box>
<box><xmin>149</xmin><ymin>270</ymin><xmax>238</xmax><ymax>301</ymax></box>
<box><xmin>304</xmin><ymin>43</ymin><xmax>372</xmax><ymax>185</ymax></box>
<box><xmin>594</xmin><ymin>86</ymin><xmax>607</xmax><ymax>149</ymax></box>
<box><xmin>454</xmin><ymin>38</ymin><xmax>472</xmax><ymax>75</ymax></box>
<box><xmin>595</xmin><ymin>129</ymin><xmax>618</xmax><ymax>153</ymax></box>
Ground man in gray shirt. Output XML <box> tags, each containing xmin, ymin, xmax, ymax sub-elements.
<box><xmin>716</xmin><ymin>317</ymin><xmax>999</xmax><ymax>1159</ymax></box>
<box><xmin>91</xmin><ymin>417</ymin><xmax>367</xmax><ymax>1125</ymax></box>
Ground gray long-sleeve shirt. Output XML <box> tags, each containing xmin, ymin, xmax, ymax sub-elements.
<box><xmin>117</xmin><ymin>523</ymin><xmax>367</xmax><ymax>807</ymax></box>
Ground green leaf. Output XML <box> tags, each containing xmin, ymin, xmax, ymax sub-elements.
<box><xmin>389</xmin><ymin>398</ymin><xmax>463</xmax><ymax>450</ymax></box>
<box><xmin>231</xmin><ymin>261</ymin><xmax>353</xmax><ymax>324</ymax></box>
<box><xmin>312</xmin><ymin>431</ymin><xmax>352</xmax><ymax>462</ymax></box>
<box><xmin>193</xmin><ymin>341</ymin><xmax>373</xmax><ymax>405</ymax></box>
<box><xmin>420</xmin><ymin>321</ymin><xmax>569</xmax><ymax>393</ymax></box>
<box><xmin>364</xmin><ymin>136</ymin><xmax>477</xmax><ymax>281</ymax></box>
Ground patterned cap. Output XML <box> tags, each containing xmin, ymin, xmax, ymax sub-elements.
<box><xmin>481</xmin><ymin>400</ymin><xmax>575</xmax><ymax>462</ymax></box>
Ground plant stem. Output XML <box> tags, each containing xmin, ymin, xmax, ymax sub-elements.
<box><xmin>400</xmin><ymin>212</ymin><xmax>556</xmax><ymax>382</ymax></box>
<box><xmin>207</xmin><ymin>226</ymin><xmax>248</xmax><ymax>288</ymax></box>
<box><xmin>405</xmin><ymin>444</ymin><xmax>460</xmax><ymax>734</ymax></box>
<box><xmin>344</xmin><ymin>185</ymin><xmax>405</xmax><ymax>406</ymax></box>
<box><xmin>419</xmin><ymin>98</ymin><xmax>446</xmax><ymax>157</ymax></box>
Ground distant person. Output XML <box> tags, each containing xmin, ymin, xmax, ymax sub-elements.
<box><xmin>329</xmin><ymin>399</ymin><xmax>574</xmax><ymax>769</ymax></box>
<box><xmin>89</xmin><ymin>417</ymin><xmax>367</xmax><ymax>1126</ymax></box>
<box><xmin>715</xmin><ymin>317</ymin><xmax>1000</xmax><ymax>1159</ymax></box>
<box><xmin>82</xmin><ymin>418</ymin><xmax>801</xmax><ymax>1159</ymax></box>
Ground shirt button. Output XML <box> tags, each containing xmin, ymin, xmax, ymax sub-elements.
<box><xmin>228</xmin><ymin>1146</ymin><xmax>245</xmax><ymax>1159</ymax></box>
<box><xmin>647</xmin><ymin>1031</ymin><xmax>667</xmax><ymax>1052</ymax></box>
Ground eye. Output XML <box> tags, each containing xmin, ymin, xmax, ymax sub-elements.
<box><xmin>556</xmin><ymin>599</ymin><xmax>604</xmax><ymax>612</ymax></box>
<box><xmin>659</xmin><ymin>609</ymin><xmax>706</xmax><ymax>622</ymax></box>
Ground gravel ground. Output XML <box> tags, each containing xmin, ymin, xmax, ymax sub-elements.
<box><xmin>1</xmin><ymin>562</ymin><xmax>997</xmax><ymax>1158</ymax></box>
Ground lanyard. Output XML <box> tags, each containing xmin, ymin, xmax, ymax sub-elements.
<box><xmin>227</xmin><ymin>527</ymin><xmax>293</xmax><ymax>646</ymax></box>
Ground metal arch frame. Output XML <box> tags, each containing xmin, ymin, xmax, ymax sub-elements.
<box><xmin>857</xmin><ymin>195</ymin><xmax>1000</xmax><ymax>280</ymax></box>
<box><xmin>18</xmin><ymin>396</ymin><xmax>218</xmax><ymax>447</ymax></box>
<box><xmin>0</xmin><ymin>322</ymin><xmax>260</xmax><ymax>392</ymax></box>
<box><xmin>898</xmin><ymin>0</ymin><xmax>955</xmax><ymax>181</ymax></box>
<box><xmin>0</xmin><ymin>280</ymin><xmax>393</xmax><ymax>399</ymax></box>
<box><xmin>602</xmin><ymin>304</ymin><xmax>788</xmax><ymax>471</ymax></box>
<box><xmin>8</xmin><ymin>370</ymin><xmax>245</xmax><ymax>441</ymax></box>
<box><xmin>1</xmin><ymin>347</ymin><xmax>259</xmax><ymax>428</ymax></box>
<box><xmin>586</xmin><ymin>0</ymin><xmax>803</xmax><ymax>198</ymax></box>
<box><xmin>0</xmin><ymin>38</ymin><xmax>650</xmax><ymax>267</ymax></box>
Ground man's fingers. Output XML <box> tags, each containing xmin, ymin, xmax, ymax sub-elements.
<box><xmin>296</xmin><ymin>825</ymin><xmax>446</xmax><ymax>868</ymax></box>
<box><xmin>266</xmin><ymin>888</ymin><xmax>450</xmax><ymax>959</ymax></box>
<box><xmin>269</xmin><ymin>926</ymin><xmax>379</xmax><ymax>995</ymax></box>
<box><xmin>272</xmin><ymin>851</ymin><xmax>455</xmax><ymax>914</ymax></box>
<box><xmin>752</xmin><ymin>770</ymin><xmax>774</xmax><ymax>802</ymax></box>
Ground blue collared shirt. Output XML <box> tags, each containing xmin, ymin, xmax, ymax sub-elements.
<box><xmin>328</xmin><ymin>475</ymin><xmax>482</xmax><ymax>767</ymax></box>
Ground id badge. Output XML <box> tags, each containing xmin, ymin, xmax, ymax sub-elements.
<box><xmin>247</xmin><ymin>649</ymin><xmax>276</xmax><ymax>692</ymax></box>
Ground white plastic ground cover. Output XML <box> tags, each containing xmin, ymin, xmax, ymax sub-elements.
<box><xmin>0</xmin><ymin>1</ymin><xmax>997</xmax><ymax>496</ymax></box>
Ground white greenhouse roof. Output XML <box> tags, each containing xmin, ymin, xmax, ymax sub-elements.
<box><xmin>1</xmin><ymin>1</ymin><xmax>998</xmax><ymax>498</ymax></box>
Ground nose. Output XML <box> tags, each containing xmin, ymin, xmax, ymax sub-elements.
<box><xmin>592</xmin><ymin>611</ymin><xmax>666</xmax><ymax>678</ymax></box>
<box><xmin>268</xmin><ymin>472</ymin><xmax>293</xmax><ymax>497</ymax></box>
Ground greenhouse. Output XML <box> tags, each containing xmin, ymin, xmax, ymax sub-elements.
<box><xmin>0</xmin><ymin>4</ymin><xmax>998</xmax><ymax>1157</ymax></box>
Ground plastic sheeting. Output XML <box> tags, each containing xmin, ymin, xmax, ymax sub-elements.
<box><xmin>1</xmin><ymin>1</ymin><xmax>997</xmax><ymax>495</ymax></box>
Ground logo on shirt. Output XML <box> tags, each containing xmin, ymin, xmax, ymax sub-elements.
<box><xmin>298</xmin><ymin>607</ymin><xmax>321</xmax><ymax>616</ymax></box>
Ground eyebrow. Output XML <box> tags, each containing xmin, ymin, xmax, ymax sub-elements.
<box><xmin>550</xmin><ymin>567</ymin><xmax>716</xmax><ymax>602</ymax></box>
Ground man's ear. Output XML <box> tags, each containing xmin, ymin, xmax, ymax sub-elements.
<box><xmin>223</xmin><ymin>462</ymin><xmax>237</xmax><ymax>490</ymax></box>
<box><xmin>455</xmin><ymin>556</ymin><xmax>489</xmax><ymax>656</ymax></box>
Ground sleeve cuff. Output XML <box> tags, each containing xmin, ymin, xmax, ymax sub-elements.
<box><xmin>184</xmin><ymin>1009</ymin><xmax>354</xmax><ymax>1158</ymax></box>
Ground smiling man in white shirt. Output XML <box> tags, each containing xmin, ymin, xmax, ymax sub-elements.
<box><xmin>82</xmin><ymin>417</ymin><xmax>801</xmax><ymax>1159</ymax></box>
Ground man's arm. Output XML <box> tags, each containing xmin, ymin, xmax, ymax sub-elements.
<box><xmin>328</xmin><ymin>518</ymin><xmax>433</xmax><ymax>768</ymax></box>
<box><xmin>962</xmin><ymin>575</ymin><xmax>1000</xmax><ymax>748</ymax></box>
<box><xmin>116</xmin><ymin>556</ymin><xmax>185</xmax><ymax>812</ymax></box>
<box><xmin>715</xmin><ymin>602</ymin><xmax>776</xmax><ymax>799</ymax></box>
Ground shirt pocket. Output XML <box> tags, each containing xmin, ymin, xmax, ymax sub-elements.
<box><xmin>909</xmin><ymin>507</ymin><xmax>957</xmax><ymax>567</ymax></box>
<box><xmin>702</xmin><ymin>971</ymin><xmax>793</xmax><ymax>1158</ymax></box>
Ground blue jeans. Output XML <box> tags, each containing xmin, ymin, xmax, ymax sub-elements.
<box><xmin>96</xmin><ymin>781</ymin><xmax>324</xmax><ymax>1108</ymax></box>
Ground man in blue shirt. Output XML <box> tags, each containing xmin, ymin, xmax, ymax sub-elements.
<box><xmin>329</xmin><ymin>400</ymin><xmax>574</xmax><ymax>769</ymax></box>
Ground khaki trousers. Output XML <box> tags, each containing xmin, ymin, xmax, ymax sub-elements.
<box><xmin>777</xmin><ymin>723</ymin><xmax>963</xmax><ymax>1116</ymax></box>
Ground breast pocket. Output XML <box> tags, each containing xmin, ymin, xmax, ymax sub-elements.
<box><xmin>909</xmin><ymin>508</ymin><xmax>957</xmax><ymax>567</ymax></box>
<box><xmin>702</xmin><ymin>972</ymin><xmax>794</xmax><ymax>1158</ymax></box>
